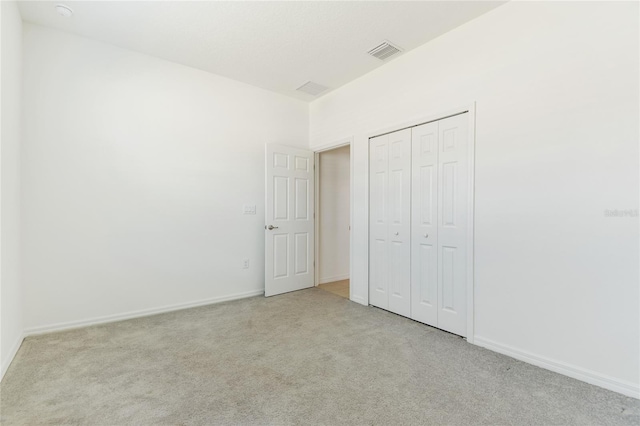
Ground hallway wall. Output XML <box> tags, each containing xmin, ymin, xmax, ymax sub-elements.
<box><xmin>318</xmin><ymin>145</ymin><xmax>350</xmax><ymax>284</ymax></box>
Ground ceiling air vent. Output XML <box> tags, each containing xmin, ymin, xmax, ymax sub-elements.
<box><xmin>367</xmin><ymin>40</ymin><xmax>402</xmax><ymax>61</ymax></box>
<box><xmin>296</xmin><ymin>81</ymin><xmax>329</xmax><ymax>96</ymax></box>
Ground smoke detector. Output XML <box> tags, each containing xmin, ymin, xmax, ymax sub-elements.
<box><xmin>367</xmin><ymin>40</ymin><xmax>402</xmax><ymax>61</ymax></box>
<box><xmin>296</xmin><ymin>81</ymin><xmax>329</xmax><ymax>97</ymax></box>
<box><xmin>55</xmin><ymin>4</ymin><xmax>74</xmax><ymax>18</ymax></box>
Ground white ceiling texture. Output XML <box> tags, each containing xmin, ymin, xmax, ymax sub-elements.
<box><xmin>18</xmin><ymin>1</ymin><xmax>506</xmax><ymax>101</ymax></box>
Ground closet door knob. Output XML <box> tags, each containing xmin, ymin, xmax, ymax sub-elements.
<box><xmin>424</xmin><ymin>233</ymin><xmax>428</xmax><ymax>238</ymax></box>
<box><xmin>394</xmin><ymin>232</ymin><xmax>399</xmax><ymax>236</ymax></box>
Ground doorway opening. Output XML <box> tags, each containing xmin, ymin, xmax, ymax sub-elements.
<box><xmin>315</xmin><ymin>144</ymin><xmax>351</xmax><ymax>299</ymax></box>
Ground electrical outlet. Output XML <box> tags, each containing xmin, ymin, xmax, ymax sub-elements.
<box><xmin>243</xmin><ymin>205</ymin><xmax>256</xmax><ymax>215</ymax></box>
<box><xmin>242</xmin><ymin>258</ymin><xmax>250</xmax><ymax>269</ymax></box>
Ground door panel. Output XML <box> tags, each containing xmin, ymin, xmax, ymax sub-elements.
<box><xmin>411</xmin><ymin>121</ymin><xmax>439</xmax><ymax>326</ymax></box>
<box><xmin>387</xmin><ymin>129</ymin><xmax>411</xmax><ymax>317</ymax></box>
<box><xmin>294</xmin><ymin>178</ymin><xmax>309</xmax><ymax>220</ymax></box>
<box><xmin>294</xmin><ymin>233</ymin><xmax>309</xmax><ymax>275</ymax></box>
<box><xmin>437</xmin><ymin>114</ymin><xmax>468</xmax><ymax>336</ymax></box>
<box><xmin>369</xmin><ymin>129</ymin><xmax>411</xmax><ymax>317</ymax></box>
<box><xmin>369</xmin><ymin>134</ymin><xmax>389</xmax><ymax>309</ymax></box>
<box><xmin>441</xmin><ymin>162</ymin><xmax>457</xmax><ymax>227</ymax></box>
<box><xmin>273</xmin><ymin>234</ymin><xmax>289</xmax><ymax>278</ymax></box>
<box><xmin>274</xmin><ymin>176</ymin><xmax>289</xmax><ymax>220</ymax></box>
<box><xmin>265</xmin><ymin>144</ymin><xmax>315</xmax><ymax>297</ymax></box>
<box><xmin>419</xmin><ymin>244</ymin><xmax>435</xmax><ymax>303</ymax></box>
<box><xmin>441</xmin><ymin>246</ymin><xmax>456</xmax><ymax>311</ymax></box>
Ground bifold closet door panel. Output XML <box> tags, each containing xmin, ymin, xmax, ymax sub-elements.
<box><xmin>410</xmin><ymin>121</ymin><xmax>439</xmax><ymax>326</ymax></box>
<box><xmin>369</xmin><ymin>134</ymin><xmax>390</xmax><ymax>310</ymax></box>
<box><xmin>437</xmin><ymin>113</ymin><xmax>468</xmax><ymax>336</ymax></box>
<box><xmin>387</xmin><ymin>128</ymin><xmax>412</xmax><ymax>317</ymax></box>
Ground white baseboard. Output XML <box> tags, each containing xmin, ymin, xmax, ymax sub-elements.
<box><xmin>318</xmin><ymin>274</ymin><xmax>350</xmax><ymax>285</ymax></box>
<box><xmin>24</xmin><ymin>289</ymin><xmax>264</xmax><ymax>337</ymax></box>
<box><xmin>350</xmin><ymin>295</ymin><xmax>367</xmax><ymax>306</ymax></box>
<box><xmin>473</xmin><ymin>336</ymin><xmax>639</xmax><ymax>399</ymax></box>
<box><xmin>1</xmin><ymin>333</ymin><xmax>25</xmax><ymax>382</ymax></box>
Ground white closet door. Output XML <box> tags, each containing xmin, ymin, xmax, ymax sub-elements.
<box><xmin>369</xmin><ymin>113</ymin><xmax>470</xmax><ymax>336</ymax></box>
<box><xmin>387</xmin><ymin>128</ymin><xmax>412</xmax><ymax>317</ymax></box>
<box><xmin>437</xmin><ymin>113</ymin><xmax>468</xmax><ymax>336</ymax></box>
<box><xmin>369</xmin><ymin>134</ymin><xmax>390</xmax><ymax>310</ymax></box>
<box><xmin>411</xmin><ymin>121</ymin><xmax>439</xmax><ymax>326</ymax></box>
<box><xmin>369</xmin><ymin>128</ymin><xmax>411</xmax><ymax>316</ymax></box>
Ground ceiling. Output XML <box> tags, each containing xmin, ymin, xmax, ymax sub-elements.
<box><xmin>18</xmin><ymin>1</ymin><xmax>506</xmax><ymax>102</ymax></box>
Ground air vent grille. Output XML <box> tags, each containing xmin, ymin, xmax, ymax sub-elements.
<box><xmin>368</xmin><ymin>41</ymin><xmax>402</xmax><ymax>60</ymax></box>
<box><xmin>296</xmin><ymin>81</ymin><xmax>329</xmax><ymax>96</ymax></box>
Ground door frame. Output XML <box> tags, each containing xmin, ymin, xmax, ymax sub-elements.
<box><xmin>313</xmin><ymin>138</ymin><xmax>354</xmax><ymax>300</ymax></box>
<box><xmin>365</xmin><ymin>103</ymin><xmax>476</xmax><ymax>341</ymax></box>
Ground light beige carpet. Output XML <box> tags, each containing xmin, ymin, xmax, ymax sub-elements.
<box><xmin>317</xmin><ymin>279</ymin><xmax>349</xmax><ymax>299</ymax></box>
<box><xmin>1</xmin><ymin>288</ymin><xmax>638</xmax><ymax>425</ymax></box>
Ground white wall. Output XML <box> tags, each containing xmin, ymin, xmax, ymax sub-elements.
<box><xmin>310</xmin><ymin>2</ymin><xmax>639</xmax><ymax>397</ymax></box>
<box><xmin>22</xmin><ymin>24</ymin><xmax>308</xmax><ymax>333</ymax></box>
<box><xmin>318</xmin><ymin>145</ymin><xmax>350</xmax><ymax>284</ymax></box>
<box><xmin>0</xmin><ymin>0</ymin><xmax>24</xmax><ymax>380</ymax></box>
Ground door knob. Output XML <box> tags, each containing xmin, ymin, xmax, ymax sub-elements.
<box><xmin>424</xmin><ymin>233</ymin><xmax>428</xmax><ymax>238</ymax></box>
<box><xmin>394</xmin><ymin>232</ymin><xmax>399</xmax><ymax>236</ymax></box>
<box><xmin>267</xmin><ymin>225</ymin><xmax>279</xmax><ymax>230</ymax></box>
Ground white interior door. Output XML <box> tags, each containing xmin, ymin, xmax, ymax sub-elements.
<box><xmin>411</xmin><ymin>121</ymin><xmax>439</xmax><ymax>326</ymax></box>
<box><xmin>436</xmin><ymin>113</ymin><xmax>468</xmax><ymax>336</ymax></box>
<box><xmin>369</xmin><ymin>129</ymin><xmax>411</xmax><ymax>317</ymax></box>
<box><xmin>265</xmin><ymin>144</ymin><xmax>315</xmax><ymax>297</ymax></box>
